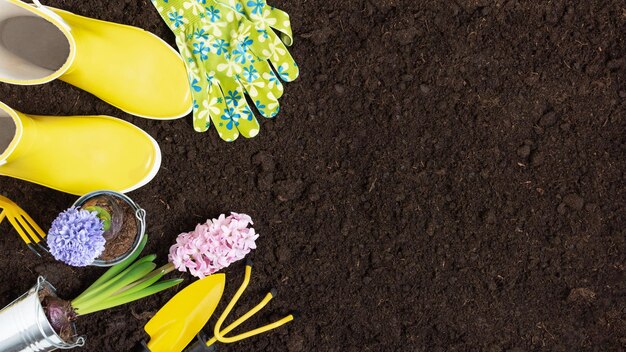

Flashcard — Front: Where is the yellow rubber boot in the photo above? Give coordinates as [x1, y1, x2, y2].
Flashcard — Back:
[0, 101, 161, 195]
[0, 0, 192, 119]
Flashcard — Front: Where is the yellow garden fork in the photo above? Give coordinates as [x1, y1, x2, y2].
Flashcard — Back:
[0, 195, 47, 256]
[186, 261, 296, 352]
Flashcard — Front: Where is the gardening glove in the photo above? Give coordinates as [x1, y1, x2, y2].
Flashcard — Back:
[151, 0, 284, 141]
[217, 0, 299, 82]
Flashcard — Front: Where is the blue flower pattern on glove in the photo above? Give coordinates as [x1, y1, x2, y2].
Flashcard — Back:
[205, 6, 221, 22]
[221, 107, 241, 130]
[191, 78, 202, 92]
[152, 0, 298, 141]
[193, 42, 210, 61]
[194, 28, 209, 40]
[246, 0, 263, 14]
[243, 65, 259, 82]
[168, 11, 185, 27]
[225, 90, 242, 107]
[212, 39, 229, 55]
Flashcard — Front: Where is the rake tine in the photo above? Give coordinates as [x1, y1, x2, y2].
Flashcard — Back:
[19, 211, 46, 241]
[205, 263, 295, 347]
[215, 290, 275, 340]
[17, 214, 48, 256]
[12, 215, 47, 256]
[27, 243, 43, 257]
[36, 241, 49, 253]
[15, 214, 43, 244]
[216, 313, 295, 344]
[0, 196, 47, 255]
[6, 214, 33, 244]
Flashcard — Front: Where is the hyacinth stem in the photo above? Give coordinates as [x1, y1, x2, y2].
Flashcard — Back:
[113, 264, 170, 294]
[73, 260, 157, 313]
[74, 279, 183, 316]
[72, 234, 149, 304]
[69, 234, 183, 316]
[160, 262, 177, 276]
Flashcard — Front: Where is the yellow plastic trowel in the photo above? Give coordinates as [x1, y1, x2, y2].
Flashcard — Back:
[136, 274, 226, 352]
[135, 261, 296, 352]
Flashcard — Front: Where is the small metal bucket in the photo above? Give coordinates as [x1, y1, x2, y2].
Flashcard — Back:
[0, 277, 85, 351]
[73, 190, 147, 267]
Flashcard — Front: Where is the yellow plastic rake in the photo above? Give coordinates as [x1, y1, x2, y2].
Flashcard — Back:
[0, 195, 47, 255]
[186, 261, 295, 352]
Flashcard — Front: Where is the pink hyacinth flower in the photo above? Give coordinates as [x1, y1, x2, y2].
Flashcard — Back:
[168, 213, 259, 278]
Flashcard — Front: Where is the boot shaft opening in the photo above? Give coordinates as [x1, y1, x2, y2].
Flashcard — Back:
[0, 0, 71, 83]
[0, 110, 15, 157]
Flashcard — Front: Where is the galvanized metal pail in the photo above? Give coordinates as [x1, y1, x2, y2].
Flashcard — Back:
[0, 277, 85, 351]
[73, 190, 147, 267]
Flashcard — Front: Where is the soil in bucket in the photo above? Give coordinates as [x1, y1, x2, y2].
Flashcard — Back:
[82, 195, 138, 261]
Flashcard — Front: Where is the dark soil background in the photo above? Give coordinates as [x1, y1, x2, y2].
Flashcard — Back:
[1, 0, 625, 351]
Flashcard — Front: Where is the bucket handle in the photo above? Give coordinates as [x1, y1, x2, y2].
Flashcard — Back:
[135, 208, 146, 223]
[34, 277, 86, 349]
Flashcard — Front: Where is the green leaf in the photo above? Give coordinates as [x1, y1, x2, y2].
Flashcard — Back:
[84, 206, 112, 231]
[75, 278, 184, 316]
[112, 267, 166, 298]
[73, 253, 156, 307]
[73, 234, 149, 304]
[73, 259, 156, 312]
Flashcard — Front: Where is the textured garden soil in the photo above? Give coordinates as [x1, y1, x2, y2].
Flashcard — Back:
[0, 0, 625, 351]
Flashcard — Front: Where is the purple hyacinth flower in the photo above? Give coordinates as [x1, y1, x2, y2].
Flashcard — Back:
[47, 207, 106, 267]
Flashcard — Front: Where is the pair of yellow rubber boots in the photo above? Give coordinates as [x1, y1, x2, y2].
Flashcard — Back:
[0, 0, 193, 195]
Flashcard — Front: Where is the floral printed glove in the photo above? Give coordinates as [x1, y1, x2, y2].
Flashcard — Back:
[218, 0, 299, 82]
[151, 0, 287, 141]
